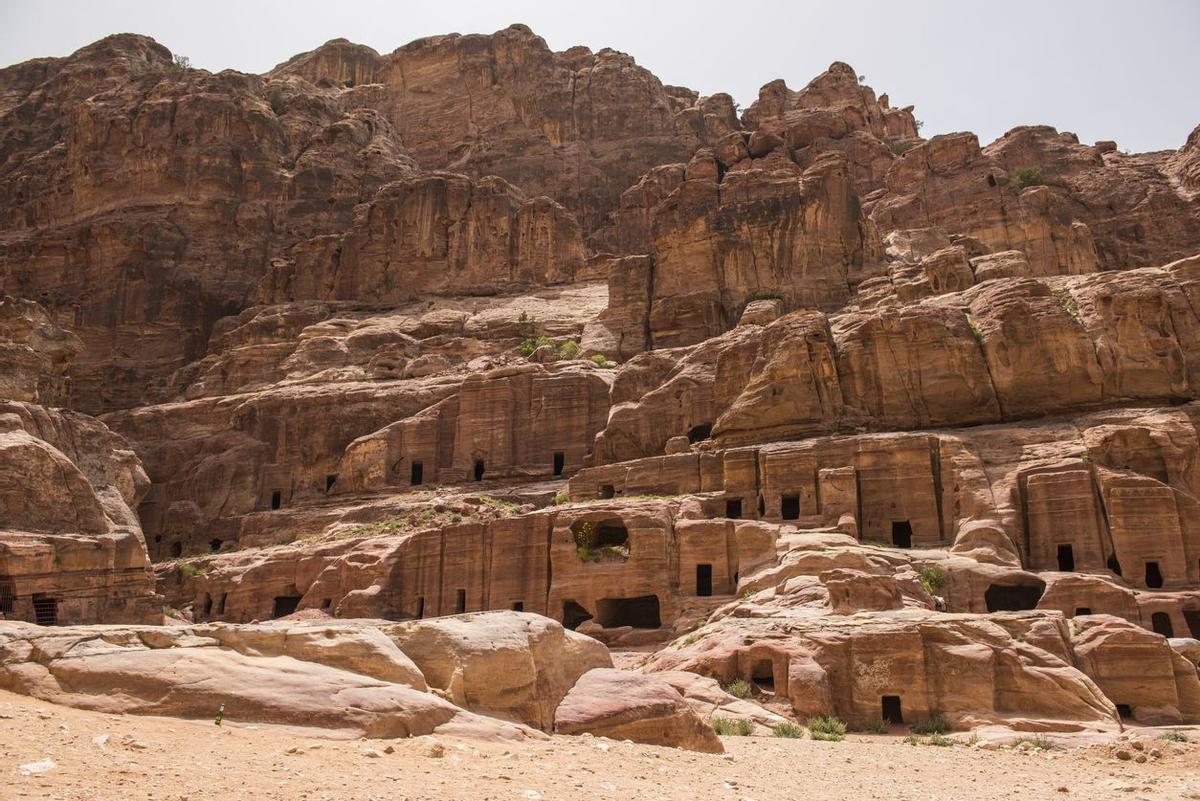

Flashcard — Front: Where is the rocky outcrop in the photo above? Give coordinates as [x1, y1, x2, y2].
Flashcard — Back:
[0, 401, 160, 625]
[553, 667, 723, 752]
[0, 297, 80, 405]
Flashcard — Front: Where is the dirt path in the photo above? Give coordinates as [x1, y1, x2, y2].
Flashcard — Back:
[3, 690, 1198, 801]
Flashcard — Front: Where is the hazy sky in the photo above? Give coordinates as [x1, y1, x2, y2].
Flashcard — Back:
[1, 0, 1197, 153]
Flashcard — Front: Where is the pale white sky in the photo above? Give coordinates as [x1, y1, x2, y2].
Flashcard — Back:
[1, 0, 1197, 153]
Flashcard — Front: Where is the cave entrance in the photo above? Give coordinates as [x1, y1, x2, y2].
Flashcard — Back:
[473, 460, 486, 481]
[553, 451, 565, 476]
[170, 542, 183, 558]
[596, 595, 661, 629]
[752, 659, 775, 694]
[272, 595, 301, 619]
[1074, 607, 1093, 616]
[1116, 704, 1133, 719]
[562, 600, 593, 631]
[781, 495, 800, 520]
[1185, 610, 1200, 638]
[725, 498, 742, 519]
[216, 593, 227, 616]
[201, 594, 213, 619]
[696, 564, 713, 597]
[1145, 561, 1164, 589]
[881, 695, 904, 725]
[32, 594, 57, 626]
[209, 538, 223, 553]
[1151, 612, 1174, 638]
[984, 580, 1045, 612]
[600, 484, 615, 500]
[455, 588, 466, 614]
[1107, 554, 1123, 576]
[270, 490, 282, 510]
[1056, 544, 1075, 572]
[892, 520, 913, 548]
[411, 461, 423, 485]
[511, 601, 524, 612]
[687, 422, 712, 444]
[325, 473, 338, 492]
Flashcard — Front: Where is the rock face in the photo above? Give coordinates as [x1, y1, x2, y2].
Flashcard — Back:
[2, 24, 1200, 743]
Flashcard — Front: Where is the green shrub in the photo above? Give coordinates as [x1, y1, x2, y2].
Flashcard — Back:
[858, 718, 889, 734]
[968, 316, 985, 343]
[919, 566, 947, 595]
[1009, 166, 1043, 191]
[910, 714, 948, 735]
[712, 717, 754, 736]
[558, 340, 581, 359]
[903, 734, 920, 746]
[808, 716, 846, 742]
[1015, 736, 1055, 750]
[773, 722, 804, 739]
[1053, 286, 1082, 323]
[723, 679, 752, 699]
[885, 138, 914, 156]
[590, 354, 615, 369]
[517, 311, 536, 339]
[551, 491, 570, 505]
[928, 732, 954, 747]
[179, 562, 207, 578]
[1160, 731, 1189, 743]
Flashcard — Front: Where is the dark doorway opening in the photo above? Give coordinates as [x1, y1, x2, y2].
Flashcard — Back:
[725, 498, 742, 519]
[696, 564, 713, 597]
[600, 484, 615, 500]
[170, 542, 183, 558]
[216, 593, 227, 616]
[596, 595, 661, 629]
[780, 495, 800, 520]
[321, 598, 333, 610]
[1, 577, 16, 615]
[553, 451, 565, 476]
[688, 422, 713, 444]
[594, 521, 628, 548]
[984, 581, 1045, 612]
[1056, 544, 1075, 572]
[1107, 554, 1123, 576]
[209, 538, 223, 553]
[270, 490, 282, 510]
[415, 596, 425, 619]
[325, 474, 337, 492]
[562, 600, 593, 630]
[1186, 610, 1200, 638]
[757, 495, 766, 516]
[882, 695, 904, 725]
[411, 461, 424, 485]
[1116, 704, 1132, 719]
[752, 659, 775, 694]
[1145, 561, 1164, 589]
[1075, 607, 1092, 617]
[511, 601, 524, 612]
[201, 594, 213, 619]
[892, 520, 914, 548]
[1151, 612, 1174, 637]
[272, 595, 301, 618]
[32, 594, 57, 626]
[455, 589, 466, 614]
[473, 460, 486, 481]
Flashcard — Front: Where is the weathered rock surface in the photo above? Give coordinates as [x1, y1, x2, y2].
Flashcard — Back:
[554, 667, 723, 752]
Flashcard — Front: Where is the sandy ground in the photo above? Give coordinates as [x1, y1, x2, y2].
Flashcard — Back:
[3, 689, 1199, 801]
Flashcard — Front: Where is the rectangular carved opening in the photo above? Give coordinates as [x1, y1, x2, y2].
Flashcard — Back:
[455, 588, 466, 614]
[1151, 612, 1174, 637]
[1185, 610, 1200, 639]
[272, 595, 301, 619]
[0, 577, 14, 615]
[415, 596, 425, 619]
[752, 659, 775, 694]
[1145, 561, 1164, 588]
[882, 695, 904, 725]
[411, 461, 423, 485]
[511, 601, 524, 612]
[780, 495, 800, 520]
[596, 595, 661, 629]
[891, 520, 913, 548]
[325, 473, 337, 492]
[600, 484, 615, 500]
[725, 498, 742, 519]
[1074, 607, 1092, 617]
[553, 451, 565, 476]
[696, 563, 713, 597]
[270, 490, 282, 510]
[32, 594, 57, 626]
[1056, 544, 1075, 572]
[473, 460, 485, 481]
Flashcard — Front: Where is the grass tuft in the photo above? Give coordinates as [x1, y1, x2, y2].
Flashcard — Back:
[773, 722, 804, 739]
[712, 717, 754, 737]
[909, 714, 948, 735]
[808, 716, 847, 742]
[723, 679, 752, 699]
